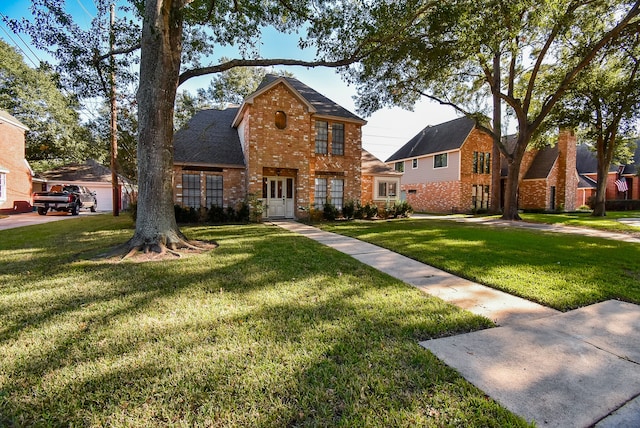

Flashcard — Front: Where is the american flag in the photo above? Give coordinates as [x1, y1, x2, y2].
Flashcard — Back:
[615, 178, 628, 192]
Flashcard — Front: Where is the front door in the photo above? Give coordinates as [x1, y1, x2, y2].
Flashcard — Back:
[266, 177, 295, 218]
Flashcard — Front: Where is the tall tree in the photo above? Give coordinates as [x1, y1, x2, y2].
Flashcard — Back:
[11, 0, 379, 254]
[554, 30, 640, 216]
[0, 39, 101, 170]
[338, 0, 640, 220]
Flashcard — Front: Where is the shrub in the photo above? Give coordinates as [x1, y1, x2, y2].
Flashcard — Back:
[342, 199, 356, 219]
[174, 205, 200, 223]
[236, 201, 250, 223]
[362, 201, 379, 219]
[323, 202, 338, 221]
[393, 201, 413, 218]
[207, 205, 227, 223]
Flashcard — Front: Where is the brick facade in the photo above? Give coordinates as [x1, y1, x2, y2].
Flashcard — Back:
[0, 113, 32, 214]
[400, 128, 493, 213]
[172, 76, 364, 219]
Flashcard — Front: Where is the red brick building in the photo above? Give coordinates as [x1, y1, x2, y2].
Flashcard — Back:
[0, 110, 33, 214]
[172, 75, 368, 219]
[386, 117, 494, 213]
[387, 118, 583, 213]
[361, 149, 402, 209]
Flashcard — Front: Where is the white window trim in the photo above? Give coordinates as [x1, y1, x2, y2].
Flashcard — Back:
[433, 153, 449, 169]
[412, 158, 418, 169]
[373, 177, 401, 201]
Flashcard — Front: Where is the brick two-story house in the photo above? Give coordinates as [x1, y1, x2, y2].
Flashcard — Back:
[386, 117, 494, 213]
[172, 75, 367, 219]
[388, 117, 580, 213]
[0, 110, 33, 214]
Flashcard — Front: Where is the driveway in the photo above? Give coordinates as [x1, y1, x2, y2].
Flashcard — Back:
[0, 211, 104, 231]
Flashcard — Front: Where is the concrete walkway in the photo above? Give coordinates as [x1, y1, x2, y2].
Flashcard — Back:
[273, 220, 640, 428]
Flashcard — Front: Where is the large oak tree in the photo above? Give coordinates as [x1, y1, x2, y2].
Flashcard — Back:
[337, 0, 640, 219]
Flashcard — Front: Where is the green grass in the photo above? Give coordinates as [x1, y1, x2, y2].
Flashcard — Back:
[520, 211, 640, 234]
[0, 215, 529, 427]
[321, 218, 640, 311]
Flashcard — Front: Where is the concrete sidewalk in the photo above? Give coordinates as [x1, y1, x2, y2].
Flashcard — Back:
[273, 220, 640, 427]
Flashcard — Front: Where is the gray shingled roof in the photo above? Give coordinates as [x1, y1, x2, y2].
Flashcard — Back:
[576, 143, 619, 174]
[173, 108, 245, 166]
[361, 150, 402, 176]
[386, 117, 475, 162]
[254, 74, 364, 123]
[622, 141, 640, 175]
[523, 145, 558, 179]
[578, 174, 597, 189]
[38, 159, 131, 183]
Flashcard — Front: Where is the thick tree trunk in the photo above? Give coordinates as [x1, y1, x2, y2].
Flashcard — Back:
[502, 158, 522, 220]
[490, 51, 502, 214]
[501, 134, 528, 221]
[129, 0, 187, 253]
[592, 136, 616, 217]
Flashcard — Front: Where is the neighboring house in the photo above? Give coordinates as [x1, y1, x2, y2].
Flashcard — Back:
[37, 159, 135, 212]
[0, 110, 33, 214]
[514, 129, 578, 212]
[388, 117, 580, 213]
[575, 142, 640, 206]
[173, 74, 367, 219]
[386, 117, 494, 213]
[361, 149, 402, 208]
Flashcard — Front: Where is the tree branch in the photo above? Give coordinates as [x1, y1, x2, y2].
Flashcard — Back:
[178, 56, 363, 86]
[533, 0, 640, 130]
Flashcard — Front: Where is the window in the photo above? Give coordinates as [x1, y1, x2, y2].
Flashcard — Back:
[206, 175, 223, 208]
[275, 111, 287, 129]
[182, 173, 201, 208]
[472, 184, 490, 210]
[314, 178, 327, 209]
[0, 173, 5, 202]
[377, 181, 397, 199]
[394, 162, 404, 172]
[315, 121, 328, 154]
[434, 153, 448, 168]
[473, 152, 491, 174]
[330, 178, 344, 210]
[412, 159, 418, 169]
[332, 123, 344, 155]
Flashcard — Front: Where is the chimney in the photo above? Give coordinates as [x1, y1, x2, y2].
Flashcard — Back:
[556, 129, 578, 211]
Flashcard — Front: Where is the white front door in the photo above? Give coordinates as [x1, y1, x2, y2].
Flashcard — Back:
[266, 177, 295, 218]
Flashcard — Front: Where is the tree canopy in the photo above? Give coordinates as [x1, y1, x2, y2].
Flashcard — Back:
[0, 38, 105, 171]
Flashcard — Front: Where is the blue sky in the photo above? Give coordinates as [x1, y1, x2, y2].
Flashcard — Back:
[0, 0, 461, 161]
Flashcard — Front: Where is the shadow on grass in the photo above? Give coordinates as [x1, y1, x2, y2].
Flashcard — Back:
[323, 219, 640, 310]
[0, 221, 528, 426]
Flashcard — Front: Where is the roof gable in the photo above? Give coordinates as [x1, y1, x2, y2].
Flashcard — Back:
[173, 107, 245, 167]
[0, 110, 29, 131]
[233, 74, 365, 126]
[523, 145, 558, 179]
[361, 150, 402, 176]
[386, 117, 476, 162]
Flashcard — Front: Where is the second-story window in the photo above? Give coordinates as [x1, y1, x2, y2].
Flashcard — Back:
[412, 159, 418, 169]
[434, 153, 448, 168]
[332, 123, 344, 155]
[395, 162, 404, 172]
[315, 121, 328, 154]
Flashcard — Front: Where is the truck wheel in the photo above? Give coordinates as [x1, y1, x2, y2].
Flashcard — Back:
[37, 207, 47, 216]
[71, 203, 79, 216]
[90, 202, 96, 212]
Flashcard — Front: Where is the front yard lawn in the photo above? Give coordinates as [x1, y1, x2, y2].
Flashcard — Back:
[320, 218, 640, 311]
[0, 215, 528, 427]
[521, 210, 640, 234]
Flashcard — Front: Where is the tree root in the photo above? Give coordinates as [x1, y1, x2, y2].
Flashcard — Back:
[95, 238, 218, 263]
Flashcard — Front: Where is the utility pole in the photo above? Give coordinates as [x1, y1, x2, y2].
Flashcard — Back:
[110, 3, 119, 216]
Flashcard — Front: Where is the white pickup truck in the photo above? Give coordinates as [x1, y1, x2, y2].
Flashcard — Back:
[33, 184, 97, 215]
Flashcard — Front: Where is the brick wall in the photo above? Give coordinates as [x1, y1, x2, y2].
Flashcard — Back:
[241, 82, 361, 216]
[173, 166, 246, 209]
[0, 120, 32, 213]
[404, 181, 462, 213]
